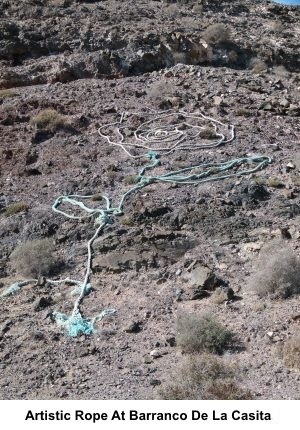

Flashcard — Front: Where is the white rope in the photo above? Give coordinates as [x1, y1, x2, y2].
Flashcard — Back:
[98, 109, 235, 157]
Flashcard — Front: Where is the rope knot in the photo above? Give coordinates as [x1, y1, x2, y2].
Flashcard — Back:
[146, 150, 160, 161]
[95, 212, 111, 225]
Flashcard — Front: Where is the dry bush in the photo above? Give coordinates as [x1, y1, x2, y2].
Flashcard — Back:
[253, 175, 266, 186]
[199, 126, 216, 139]
[147, 81, 177, 104]
[91, 193, 103, 201]
[271, 21, 284, 34]
[291, 174, 300, 187]
[158, 354, 252, 400]
[10, 238, 57, 278]
[249, 58, 268, 74]
[123, 175, 138, 185]
[3, 202, 29, 217]
[202, 23, 231, 44]
[121, 216, 135, 227]
[31, 109, 69, 132]
[193, 3, 203, 15]
[267, 177, 284, 188]
[165, 4, 180, 19]
[248, 240, 300, 298]
[281, 335, 300, 370]
[293, 151, 300, 171]
[273, 65, 288, 77]
[177, 313, 235, 354]
[172, 51, 187, 65]
[0, 89, 16, 99]
[234, 108, 252, 117]
[212, 287, 228, 304]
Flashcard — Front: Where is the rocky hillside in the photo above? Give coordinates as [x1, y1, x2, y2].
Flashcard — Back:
[0, 0, 299, 400]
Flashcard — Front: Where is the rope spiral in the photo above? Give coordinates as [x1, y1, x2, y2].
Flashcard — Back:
[2, 109, 271, 336]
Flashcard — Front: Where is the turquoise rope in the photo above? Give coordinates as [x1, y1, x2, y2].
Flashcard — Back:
[2, 111, 272, 337]
[49, 152, 271, 337]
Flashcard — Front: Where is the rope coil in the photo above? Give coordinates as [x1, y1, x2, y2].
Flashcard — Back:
[2, 109, 271, 336]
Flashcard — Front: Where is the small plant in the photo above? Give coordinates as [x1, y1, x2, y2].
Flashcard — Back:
[121, 216, 134, 227]
[123, 175, 139, 186]
[10, 238, 58, 278]
[158, 354, 252, 400]
[165, 4, 180, 19]
[147, 81, 177, 105]
[212, 287, 228, 304]
[91, 194, 103, 202]
[3, 202, 29, 217]
[172, 51, 187, 65]
[253, 175, 266, 186]
[0, 89, 16, 99]
[281, 335, 300, 370]
[106, 170, 117, 185]
[193, 3, 203, 15]
[271, 21, 284, 34]
[202, 24, 231, 44]
[199, 127, 216, 139]
[31, 109, 69, 132]
[249, 58, 268, 74]
[291, 174, 300, 187]
[267, 177, 284, 188]
[252, 301, 266, 312]
[273, 65, 288, 77]
[176, 313, 235, 354]
[235, 108, 252, 117]
[248, 240, 300, 298]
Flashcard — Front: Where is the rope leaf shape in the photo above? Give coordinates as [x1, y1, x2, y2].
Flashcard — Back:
[2, 109, 271, 336]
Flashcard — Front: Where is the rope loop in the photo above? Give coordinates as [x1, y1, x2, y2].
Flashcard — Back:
[3, 109, 271, 337]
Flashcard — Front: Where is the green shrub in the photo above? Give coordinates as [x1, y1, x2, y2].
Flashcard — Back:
[10, 238, 57, 278]
[3, 202, 29, 217]
[31, 109, 68, 132]
[176, 313, 235, 354]
[249, 240, 300, 298]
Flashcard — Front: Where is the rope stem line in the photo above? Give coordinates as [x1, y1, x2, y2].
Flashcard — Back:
[2, 109, 271, 336]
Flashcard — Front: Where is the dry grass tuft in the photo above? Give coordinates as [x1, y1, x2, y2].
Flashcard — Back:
[10, 238, 57, 278]
[202, 23, 231, 44]
[0, 89, 16, 99]
[147, 81, 178, 105]
[248, 240, 300, 298]
[281, 335, 300, 370]
[3, 202, 29, 217]
[267, 177, 284, 188]
[249, 58, 268, 74]
[123, 175, 139, 185]
[212, 287, 228, 304]
[31, 109, 69, 132]
[158, 354, 252, 400]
